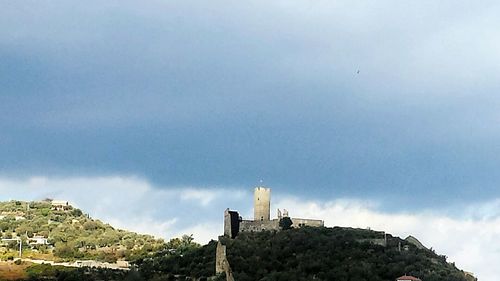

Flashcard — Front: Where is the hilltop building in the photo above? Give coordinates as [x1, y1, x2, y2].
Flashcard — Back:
[51, 200, 71, 211]
[224, 187, 324, 238]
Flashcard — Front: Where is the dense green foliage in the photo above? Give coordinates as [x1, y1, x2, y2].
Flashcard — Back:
[24, 264, 130, 281]
[9, 234, 202, 281]
[137, 227, 470, 281]
[0, 200, 165, 262]
[278, 217, 293, 230]
[21, 236, 210, 280]
[136, 239, 217, 280]
[224, 227, 469, 281]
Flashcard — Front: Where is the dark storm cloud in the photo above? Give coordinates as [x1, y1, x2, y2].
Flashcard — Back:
[2, 1, 500, 206]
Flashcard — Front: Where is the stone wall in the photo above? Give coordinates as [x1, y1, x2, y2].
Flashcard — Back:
[239, 217, 324, 233]
[240, 219, 280, 232]
[290, 218, 324, 228]
[215, 241, 226, 275]
[215, 240, 235, 281]
[226, 215, 325, 237]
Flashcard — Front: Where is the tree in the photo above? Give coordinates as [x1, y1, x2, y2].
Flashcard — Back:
[54, 243, 75, 258]
[71, 208, 83, 217]
[83, 221, 99, 231]
[0, 221, 9, 232]
[279, 217, 293, 230]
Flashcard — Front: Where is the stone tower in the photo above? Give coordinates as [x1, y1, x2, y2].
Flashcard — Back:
[254, 187, 271, 221]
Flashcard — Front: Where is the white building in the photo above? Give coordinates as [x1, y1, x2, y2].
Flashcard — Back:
[51, 200, 71, 211]
[29, 236, 49, 245]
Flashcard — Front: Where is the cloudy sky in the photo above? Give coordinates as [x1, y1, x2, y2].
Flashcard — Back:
[1, 1, 500, 280]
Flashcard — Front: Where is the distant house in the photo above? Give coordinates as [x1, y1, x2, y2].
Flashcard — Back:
[51, 200, 71, 211]
[397, 275, 422, 281]
[29, 236, 49, 245]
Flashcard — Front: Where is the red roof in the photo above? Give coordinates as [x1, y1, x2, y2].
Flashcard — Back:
[396, 276, 421, 281]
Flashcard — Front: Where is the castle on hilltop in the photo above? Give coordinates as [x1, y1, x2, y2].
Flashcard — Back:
[223, 187, 324, 238]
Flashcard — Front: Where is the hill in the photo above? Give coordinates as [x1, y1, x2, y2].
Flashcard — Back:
[0, 200, 165, 263]
[136, 227, 474, 281]
[1, 201, 476, 281]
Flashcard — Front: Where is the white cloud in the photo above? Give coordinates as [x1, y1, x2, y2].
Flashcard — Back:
[173, 222, 222, 244]
[1, 176, 499, 280]
[180, 188, 246, 207]
[181, 189, 218, 206]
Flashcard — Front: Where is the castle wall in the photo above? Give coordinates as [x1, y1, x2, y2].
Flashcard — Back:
[215, 240, 235, 281]
[236, 217, 324, 233]
[223, 187, 325, 238]
[215, 241, 226, 274]
[254, 187, 270, 221]
[240, 219, 280, 232]
[290, 218, 324, 228]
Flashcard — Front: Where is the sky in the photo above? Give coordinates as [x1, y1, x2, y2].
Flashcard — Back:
[1, 1, 500, 280]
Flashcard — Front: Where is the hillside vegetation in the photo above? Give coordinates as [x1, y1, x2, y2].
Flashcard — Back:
[0, 200, 165, 262]
[1, 201, 474, 281]
[137, 227, 473, 281]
